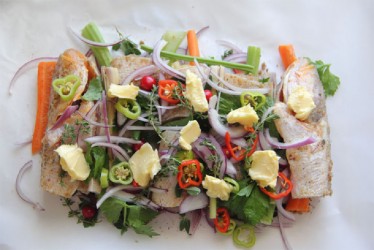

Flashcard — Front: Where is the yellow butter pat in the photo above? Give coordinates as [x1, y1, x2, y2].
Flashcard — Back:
[184, 70, 208, 112]
[55, 144, 90, 181]
[107, 83, 139, 99]
[248, 150, 279, 189]
[227, 104, 259, 127]
[179, 120, 201, 150]
[202, 175, 233, 201]
[287, 85, 316, 121]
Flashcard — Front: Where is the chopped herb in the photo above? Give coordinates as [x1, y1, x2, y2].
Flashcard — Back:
[312, 60, 340, 97]
[179, 216, 191, 235]
[200, 138, 222, 177]
[113, 37, 141, 56]
[259, 77, 270, 83]
[221, 49, 234, 60]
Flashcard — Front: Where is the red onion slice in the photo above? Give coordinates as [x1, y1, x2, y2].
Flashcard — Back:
[120, 65, 158, 85]
[126, 126, 183, 131]
[208, 108, 247, 138]
[9, 57, 58, 95]
[223, 52, 247, 63]
[69, 26, 125, 47]
[179, 193, 209, 214]
[202, 208, 216, 232]
[15, 138, 32, 146]
[154, 105, 178, 110]
[113, 191, 160, 211]
[101, 91, 111, 143]
[92, 142, 129, 160]
[16, 160, 45, 211]
[186, 209, 203, 235]
[208, 134, 227, 178]
[264, 128, 316, 149]
[152, 40, 185, 80]
[96, 185, 144, 208]
[276, 199, 296, 222]
[85, 136, 141, 144]
[196, 26, 210, 38]
[225, 159, 237, 178]
[216, 40, 243, 53]
[258, 130, 272, 150]
[77, 111, 115, 128]
[49, 105, 79, 130]
[278, 213, 293, 250]
[118, 112, 155, 137]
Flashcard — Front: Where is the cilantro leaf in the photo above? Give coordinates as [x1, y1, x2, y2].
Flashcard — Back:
[131, 222, 160, 237]
[113, 39, 141, 56]
[127, 204, 159, 225]
[313, 60, 340, 97]
[85, 144, 106, 179]
[218, 93, 242, 115]
[82, 77, 103, 101]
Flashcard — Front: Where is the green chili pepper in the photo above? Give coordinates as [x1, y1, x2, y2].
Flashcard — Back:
[109, 162, 133, 185]
[100, 168, 109, 189]
[232, 224, 256, 248]
[240, 91, 266, 110]
[52, 75, 81, 101]
[224, 177, 240, 193]
[115, 99, 141, 119]
[218, 219, 237, 235]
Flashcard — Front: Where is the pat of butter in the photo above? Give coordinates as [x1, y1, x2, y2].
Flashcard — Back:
[227, 104, 259, 127]
[129, 143, 161, 187]
[202, 175, 233, 201]
[287, 86, 316, 121]
[248, 150, 279, 189]
[184, 70, 209, 112]
[107, 83, 139, 99]
[55, 144, 90, 181]
[179, 120, 201, 150]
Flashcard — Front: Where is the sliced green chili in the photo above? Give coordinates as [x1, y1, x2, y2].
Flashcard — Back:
[240, 91, 266, 110]
[115, 99, 141, 119]
[100, 168, 109, 189]
[233, 224, 256, 248]
[109, 162, 133, 185]
[52, 74, 80, 101]
[224, 177, 240, 193]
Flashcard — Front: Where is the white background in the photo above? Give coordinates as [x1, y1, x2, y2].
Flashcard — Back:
[0, 0, 373, 249]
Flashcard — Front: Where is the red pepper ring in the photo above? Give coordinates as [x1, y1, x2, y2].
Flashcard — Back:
[177, 159, 203, 189]
[259, 172, 293, 200]
[214, 207, 231, 233]
[158, 80, 184, 104]
[225, 132, 258, 161]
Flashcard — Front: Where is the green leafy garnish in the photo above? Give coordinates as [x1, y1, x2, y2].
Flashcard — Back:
[179, 216, 191, 235]
[221, 49, 234, 60]
[82, 77, 103, 101]
[313, 60, 340, 97]
[113, 39, 141, 56]
[85, 144, 106, 179]
[100, 197, 159, 237]
[218, 93, 242, 115]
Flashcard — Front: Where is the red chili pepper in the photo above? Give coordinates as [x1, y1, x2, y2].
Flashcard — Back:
[158, 80, 183, 104]
[177, 159, 203, 189]
[225, 132, 258, 161]
[260, 172, 293, 200]
[214, 207, 230, 233]
[132, 180, 140, 187]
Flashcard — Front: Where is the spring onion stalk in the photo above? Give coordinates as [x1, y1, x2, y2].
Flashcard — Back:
[140, 45, 254, 71]
[247, 46, 261, 75]
[162, 31, 186, 53]
[81, 22, 112, 66]
[209, 197, 217, 219]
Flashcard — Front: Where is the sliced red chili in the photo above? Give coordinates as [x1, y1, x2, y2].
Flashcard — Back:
[158, 80, 183, 104]
[214, 207, 230, 233]
[177, 159, 203, 189]
[260, 172, 293, 200]
[225, 132, 258, 161]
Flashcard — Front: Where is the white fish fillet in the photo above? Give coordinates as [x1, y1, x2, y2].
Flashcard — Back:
[274, 58, 332, 198]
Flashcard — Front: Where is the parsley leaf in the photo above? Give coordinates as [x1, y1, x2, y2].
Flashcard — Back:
[218, 93, 242, 115]
[113, 39, 141, 56]
[85, 144, 106, 179]
[313, 60, 340, 97]
[100, 197, 124, 223]
[236, 183, 255, 197]
[82, 77, 103, 101]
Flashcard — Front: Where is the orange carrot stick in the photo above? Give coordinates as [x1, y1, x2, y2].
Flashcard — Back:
[279, 45, 297, 70]
[285, 197, 310, 213]
[187, 30, 200, 65]
[31, 61, 56, 154]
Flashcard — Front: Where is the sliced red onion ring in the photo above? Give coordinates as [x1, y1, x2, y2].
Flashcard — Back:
[85, 49, 93, 57]
[118, 112, 154, 137]
[102, 91, 111, 143]
[264, 128, 316, 149]
[126, 126, 183, 131]
[225, 159, 237, 178]
[216, 40, 243, 53]
[69, 26, 125, 47]
[92, 142, 129, 160]
[278, 213, 293, 250]
[113, 191, 160, 211]
[9, 57, 58, 95]
[279, 157, 288, 167]
[86, 99, 101, 118]
[96, 185, 143, 208]
[186, 209, 203, 235]
[16, 160, 45, 211]
[159, 154, 171, 162]
[202, 208, 216, 231]
[49, 105, 79, 130]
[85, 136, 141, 144]
[77, 111, 114, 128]
[231, 138, 247, 148]
[154, 105, 178, 110]
[152, 40, 185, 80]
[208, 134, 227, 178]
[179, 193, 209, 214]
[258, 130, 272, 150]
[210, 69, 269, 94]
[276, 199, 296, 222]
[120, 65, 158, 85]
[15, 138, 32, 146]
[223, 52, 247, 62]
[139, 89, 152, 96]
[196, 26, 210, 38]
[261, 107, 275, 123]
